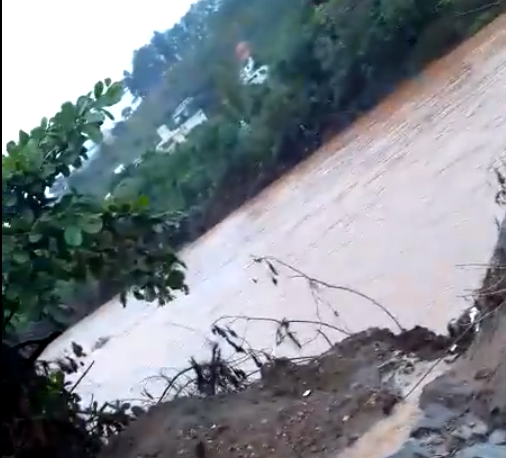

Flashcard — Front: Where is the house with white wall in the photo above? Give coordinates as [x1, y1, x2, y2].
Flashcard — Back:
[240, 56, 269, 85]
[155, 97, 208, 152]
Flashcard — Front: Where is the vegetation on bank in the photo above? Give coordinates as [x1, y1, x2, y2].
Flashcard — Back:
[2, 81, 187, 457]
[71, 0, 504, 234]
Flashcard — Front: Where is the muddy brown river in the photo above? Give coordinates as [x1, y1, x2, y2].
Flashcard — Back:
[42, 19, 505, 409]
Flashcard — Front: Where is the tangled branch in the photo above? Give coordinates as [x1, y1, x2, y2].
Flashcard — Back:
[252, 255, 404, 332]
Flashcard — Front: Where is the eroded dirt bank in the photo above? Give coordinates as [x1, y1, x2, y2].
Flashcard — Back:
[99, 327, 454, 458]
[99, 218, 505, 458]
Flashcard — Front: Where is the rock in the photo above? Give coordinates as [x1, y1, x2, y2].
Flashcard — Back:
[453, 425, 477, 441]
[410, 403, 457, 437]
[489, 430, 507, 446]
[419, 374, 475, 412]
[469, 421, 488, 437]
[489, 407, 506, 431]
[387, 439, 433, 458]
[454, 443, 506, 458]
[347, 434, 359, 445]
[452, 418, 488, 441]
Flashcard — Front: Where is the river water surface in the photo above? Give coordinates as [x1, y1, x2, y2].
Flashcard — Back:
[42, 19, 506, 408]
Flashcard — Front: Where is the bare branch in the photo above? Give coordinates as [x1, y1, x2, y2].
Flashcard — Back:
[252, 255, 404, 331]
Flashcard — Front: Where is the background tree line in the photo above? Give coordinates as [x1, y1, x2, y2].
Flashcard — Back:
[70, 0, 503, 229]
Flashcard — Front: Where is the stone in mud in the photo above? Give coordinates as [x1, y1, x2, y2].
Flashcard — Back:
[488, 430, 507, 446]
[452, 416, 488, 441]
[410, 403, 457, 437]
[419, 373, 476, 412]
[452, 425, 481, 442]
[454, 443, 506, 458]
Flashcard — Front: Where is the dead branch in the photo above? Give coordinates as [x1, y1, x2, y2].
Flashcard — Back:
[212, 314, 352, 338]
[70, 361, 95, 394]
[252, 255, 404, 332]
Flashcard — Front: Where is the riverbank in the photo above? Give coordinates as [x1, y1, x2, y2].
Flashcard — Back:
[99, 327, 454, 458]
[98, 221, 505, 458]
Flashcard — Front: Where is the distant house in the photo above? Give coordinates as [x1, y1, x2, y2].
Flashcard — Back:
[155, 97, 208, 152]
[240, 56, 269, 85]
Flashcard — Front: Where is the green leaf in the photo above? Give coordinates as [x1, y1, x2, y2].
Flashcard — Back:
[60, 101, 76, 122]
[29, 233, 43, 243]
[64, 226, 83, 247]
[61, 165, 71, 177]
[136, 195, 149, 208]
[72, 157, 83, 169]
[21, 208, 35, 225]
[3, 78, 187, 332]
[76, 96, 92, 115]
[167, 269, 185, 290]
[82, 124, 103, 144]
[6, 287, 22, 301]
[94, 81, 104, 99]
[13, 251, 30, 264]
[6, 141, 17, 154]
[85, 110, 106, 124]
[101, 108, 115, 121]
[81, 217, 103, 234]
[101, 82, 124, 107]
[5, 194, 17, 207]
[24, 140, 44, 169]
[104, 77, 112, 87]
[30, 126, 46, 143]
[18, 130, 30, 146]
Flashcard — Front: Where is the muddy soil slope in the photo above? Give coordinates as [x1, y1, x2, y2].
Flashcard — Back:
[99, 218, 505, 458]
[99, 327, 454, 458]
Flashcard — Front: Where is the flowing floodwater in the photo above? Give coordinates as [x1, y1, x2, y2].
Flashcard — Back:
[43, 19, 505, 411]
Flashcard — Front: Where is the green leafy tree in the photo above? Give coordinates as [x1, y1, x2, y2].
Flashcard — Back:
[2, 79, 187, 332]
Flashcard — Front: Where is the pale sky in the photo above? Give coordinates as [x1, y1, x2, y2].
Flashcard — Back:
[2, 0, 194, 148]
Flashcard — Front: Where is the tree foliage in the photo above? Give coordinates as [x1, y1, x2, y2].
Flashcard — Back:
[2, 79, 187, 333]
[2, 79, 189, 457]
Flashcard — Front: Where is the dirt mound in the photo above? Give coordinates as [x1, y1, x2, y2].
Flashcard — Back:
[99, 327, 453, 458]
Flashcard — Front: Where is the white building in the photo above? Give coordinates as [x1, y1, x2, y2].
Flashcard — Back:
[155, 98, 208, 152]
[240, 57, 269, 85]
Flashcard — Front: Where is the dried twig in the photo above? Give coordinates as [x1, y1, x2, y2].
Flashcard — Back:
[156, 366, 196, 403]
[212, 314, 352, 338]
[252, 255, 404, 331]
[455, 0, 503, 17]
[70, 361, 95, 394]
